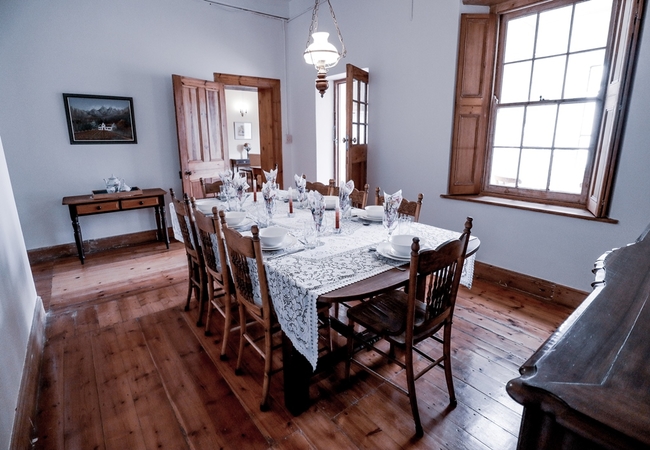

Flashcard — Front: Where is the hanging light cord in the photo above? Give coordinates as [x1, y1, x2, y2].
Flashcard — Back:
[305, 0, 346, 59]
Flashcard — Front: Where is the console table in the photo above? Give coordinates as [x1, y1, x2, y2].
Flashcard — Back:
[62, 188, 169, 264]
[507, 223, 650, 449]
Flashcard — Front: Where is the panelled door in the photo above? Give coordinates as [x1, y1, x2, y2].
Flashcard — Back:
[172, 74, 228, 198]
[345, 64, 369, 189]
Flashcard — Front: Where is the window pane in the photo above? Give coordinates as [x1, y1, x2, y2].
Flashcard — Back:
[490, 147, 520, 186]
[564, 50, 605, 98]
[536, 5, 572, 58]
[523, 104, 557, 148]
[549, 149, 589, 193]
[504, 15, 536, 63]
[494, 107, 524, 147]
[571, 0, 613, 52]
[530, 55, 566, 101]
[555, 102, 596, 148]
[501, 61, 532, 103]
[519, 148, 551, 190]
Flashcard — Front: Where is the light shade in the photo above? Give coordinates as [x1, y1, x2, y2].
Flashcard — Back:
[304, 32, 341, 69]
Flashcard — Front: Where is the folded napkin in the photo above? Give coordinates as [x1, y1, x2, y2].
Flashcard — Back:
[262, 181, 276, 216]
[294, 174, 306, 192]
[231, 171, 249, 192]
[264, 167, 278, 185]
[383, 189, 402, 231]
[307, 190, 325, 230]
[218, 169, 233, 185]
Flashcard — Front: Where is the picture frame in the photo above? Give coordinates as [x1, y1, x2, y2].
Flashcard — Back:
[234, 122, 252, 140]
[62, 93, 137, 144]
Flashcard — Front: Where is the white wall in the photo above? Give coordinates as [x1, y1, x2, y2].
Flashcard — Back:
[0, 136, 39, 449]
[0, 0, 287, 251]
[283, 0, 650, 291]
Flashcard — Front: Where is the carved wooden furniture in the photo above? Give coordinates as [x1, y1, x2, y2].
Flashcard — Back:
[331, 183, 370, 209]
[507, 223, 650, 450]
[375, 187, 424, 222]
[62, 188, 169, 264]
[199, 178, 223, 198]
[304, 178, 335, 196]
[344, 218, 473, 437]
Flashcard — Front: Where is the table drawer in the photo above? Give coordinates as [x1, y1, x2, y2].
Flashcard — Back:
[121, 197, 159, 209]
[77, 201, 120, 215]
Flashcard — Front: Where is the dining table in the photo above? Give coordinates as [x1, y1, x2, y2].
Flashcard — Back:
[179, 191, 480, 414]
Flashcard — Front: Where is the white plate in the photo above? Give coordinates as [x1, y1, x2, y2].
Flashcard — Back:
[261, 234, 298, 251]
[357, 211, 383, 222]
[194, 199, 223, 215]
[376, 241, 411, 261]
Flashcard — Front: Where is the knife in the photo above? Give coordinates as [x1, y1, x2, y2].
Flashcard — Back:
[267, 247, 305, 260]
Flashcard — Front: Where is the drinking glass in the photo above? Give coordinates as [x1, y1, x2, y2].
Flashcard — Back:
[383, 206, 398, 238]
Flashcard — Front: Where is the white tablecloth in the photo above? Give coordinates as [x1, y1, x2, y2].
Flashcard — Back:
[171, 195, 476, 371]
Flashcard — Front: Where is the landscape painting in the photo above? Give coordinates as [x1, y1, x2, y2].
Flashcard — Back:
[63, 93, 137, 144]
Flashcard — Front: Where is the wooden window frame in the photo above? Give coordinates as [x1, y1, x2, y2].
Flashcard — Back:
[447, 0, 644, 219]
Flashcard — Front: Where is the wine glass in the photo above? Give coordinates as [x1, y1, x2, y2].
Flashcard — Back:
[383, 206, 398, 239]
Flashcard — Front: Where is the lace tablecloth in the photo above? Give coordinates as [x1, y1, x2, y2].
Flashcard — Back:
[170, 197, 476, 371]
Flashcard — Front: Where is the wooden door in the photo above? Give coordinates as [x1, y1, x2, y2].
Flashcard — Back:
[213, 73, 283, 188]
[345, 64, 369, 189]
[172, 74, 228, 198]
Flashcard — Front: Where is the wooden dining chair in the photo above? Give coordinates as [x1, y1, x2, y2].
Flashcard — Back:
[191, 202, 239, 360]
[304, 176, 335, 196]
[375, 187, 424, 222]
[170, 188, 207, 327]
[200, 178, 223, 198]
[219, 210, 282, 411]
[345, 217, 473, 437]
[330, 183, 370, 209]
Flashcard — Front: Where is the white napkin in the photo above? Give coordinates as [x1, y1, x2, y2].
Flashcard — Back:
[231, 171, 249, 192]
[264, 168, 278, 184]
[294, 174, 306, 192]
[307, 190, 325, 229]
[383, 190, 402, 230]
[219, 169, 233, 185]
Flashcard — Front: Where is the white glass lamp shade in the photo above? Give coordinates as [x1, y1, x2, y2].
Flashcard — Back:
[304, 32, 341, 69]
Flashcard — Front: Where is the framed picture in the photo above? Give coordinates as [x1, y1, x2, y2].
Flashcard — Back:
[234, 122, 251, 140]
[62, 93, 137, 144]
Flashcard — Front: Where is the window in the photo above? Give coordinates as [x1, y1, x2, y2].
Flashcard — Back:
[448, 0, 644, 218]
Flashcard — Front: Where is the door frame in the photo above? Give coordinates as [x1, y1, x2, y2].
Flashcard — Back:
[213, 73, 283, 188]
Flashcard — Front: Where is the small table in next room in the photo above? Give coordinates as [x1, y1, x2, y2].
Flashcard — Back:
[62, 188, 169, 264]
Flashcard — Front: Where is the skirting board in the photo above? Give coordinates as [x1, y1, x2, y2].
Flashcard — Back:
[27, 228, 172, 265]
[11, 295, 46, 450]
[474, 261, 588, 309]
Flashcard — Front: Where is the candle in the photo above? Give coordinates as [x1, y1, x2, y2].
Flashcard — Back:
[288, 187, 294, 214]
[253, 178, 257, 202]
[335, 205, 340, 230]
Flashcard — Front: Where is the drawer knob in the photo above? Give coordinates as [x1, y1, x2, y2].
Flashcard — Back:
[139, 201, 144, 205]
[97, 206, 102, 210]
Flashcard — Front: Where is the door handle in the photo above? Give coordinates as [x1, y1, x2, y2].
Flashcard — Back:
[184, 170, 192, 175]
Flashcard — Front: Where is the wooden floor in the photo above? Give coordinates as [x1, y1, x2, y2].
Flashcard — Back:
[30, 241, 574, 449]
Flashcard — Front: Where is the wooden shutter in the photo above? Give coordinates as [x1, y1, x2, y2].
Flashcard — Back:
[448, 14, 497, 195]
[587, 0, 644, 216]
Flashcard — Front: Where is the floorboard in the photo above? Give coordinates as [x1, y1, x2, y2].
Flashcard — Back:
[31, 241, 573, 449]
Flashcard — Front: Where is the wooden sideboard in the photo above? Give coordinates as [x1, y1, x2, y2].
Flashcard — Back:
[62, 188, 169, 264]
[507, 224, 650, 449]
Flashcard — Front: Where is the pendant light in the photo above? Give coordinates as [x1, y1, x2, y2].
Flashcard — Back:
[303, 0, 346, 97]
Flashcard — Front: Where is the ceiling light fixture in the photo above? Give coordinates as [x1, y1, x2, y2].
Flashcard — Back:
[303, 0, 346, 97]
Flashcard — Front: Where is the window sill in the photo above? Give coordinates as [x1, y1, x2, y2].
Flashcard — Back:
[440, 194, 618, 224]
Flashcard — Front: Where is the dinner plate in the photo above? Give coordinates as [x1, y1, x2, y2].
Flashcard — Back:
[261, 234, 298, 251]
[376, 241, 411, 261]
[194, 199, 223, 215]
[357, 211, 383, 222]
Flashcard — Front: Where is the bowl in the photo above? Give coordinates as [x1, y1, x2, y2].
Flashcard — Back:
[389, 234, 417, 257]
[364, 205, 383, 219]
[258, 226, 288, 247]
[225, 211, 246, 227]
[323, 195, 338, 210]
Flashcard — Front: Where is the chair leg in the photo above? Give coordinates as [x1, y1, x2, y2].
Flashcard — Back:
[235, 304, 247, 376]
[260, 323, 273, 411]
[345, 320, 356, 381]
[184, 256, 193, 311]
[195, 265, 206, 328]
[220, 298, 233, 361]
[442, 323, 456, 406]
[405, 344, 423, 438]
[204, 276, 214, 336]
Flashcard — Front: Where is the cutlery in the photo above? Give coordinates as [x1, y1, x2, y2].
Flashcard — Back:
[267, 247, 305, 260]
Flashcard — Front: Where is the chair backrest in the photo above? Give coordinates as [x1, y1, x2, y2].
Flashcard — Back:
[191, 202, 230, 290]
[304, 176, 335, 196]
[330, 183, 369, 209]
[200, 178, 223, 198]
[170, 188, 202, 259]
[219, 210, 272, 320]
[375, 187, 424, 222]
[405, 217, 473, 342]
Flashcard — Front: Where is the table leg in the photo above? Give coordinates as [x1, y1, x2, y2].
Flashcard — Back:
[70, 214, 85, 264]
[281, 334, 311, 416]
[155, 202, 170, 248]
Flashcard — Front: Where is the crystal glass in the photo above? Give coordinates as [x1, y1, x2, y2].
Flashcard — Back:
[383, 205, 398, 238]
